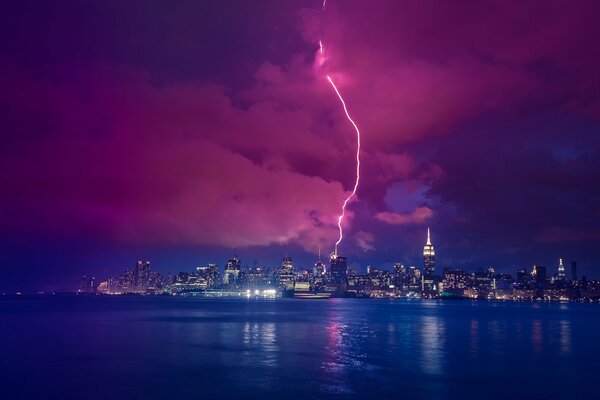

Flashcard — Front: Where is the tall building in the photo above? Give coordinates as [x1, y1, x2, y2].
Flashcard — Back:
[223, 257, 241, 287]
[276, 256, 295, 290]
[134, 260, 151, 291]
[423, 227, 436, 277]
[314, 261, 326, 277]
[313, 248, 326, 277]
[79, 276, 96, 293]
[557, 258, 566, 280]
[571, 261, 578, 281]
[531, 265, 547, 285]
[406, 266, 421, 291]
[330, 253, 348, 287]
[516, 268, 529, 285]
[197, 264, 220, 289]
[282, 257, 293, 272]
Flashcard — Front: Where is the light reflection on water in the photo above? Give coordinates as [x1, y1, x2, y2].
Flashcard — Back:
[242, 322, 279, 368]
[470, 319, 480, 355]
[0, 297, 597, 400]
[560, 320, 571, 355]
[419, 315, 446, 375]
[532, 319, 543, 353]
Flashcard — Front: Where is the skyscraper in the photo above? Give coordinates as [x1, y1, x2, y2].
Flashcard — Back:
[134, 260, 151, 291]
[314, 260, 326, 277]
[223, 257, 241, 287]
[423, 227, 435, 277]
[282, 257, 293, 271]
[532, 265, 547, 285]
[571, 261, 578, 281]
[277, 257, 295, 290]
[330, 253, 348, 287]
[313, 248, 326, 277]
[557, 258, 566, 280]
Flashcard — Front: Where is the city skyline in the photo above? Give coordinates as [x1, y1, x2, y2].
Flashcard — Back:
[1, 0, 600, 292]
[73, 228, 592, 301]
[2, 224, 596, 293]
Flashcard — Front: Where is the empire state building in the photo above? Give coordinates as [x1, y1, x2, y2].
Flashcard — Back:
[423, 227, 435, 277]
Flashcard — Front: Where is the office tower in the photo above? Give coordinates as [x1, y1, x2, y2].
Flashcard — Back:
[516, 268, 529, 285]
[314, 261, 326, 277]
[282, 257, 293, 271]
[276, 256, 295, 291]
[313, 247, 326, 277]
[557, 258, 566, 280]
[134, 260, 151, 291]
[330, 253, 348, 286]
[393, 263, 405, 289]
[571, 261, 577, 281]
[120, 268, 135, 291]
[223, 257, 241, 286]
[197, 264, 220, 289]
[531, 265, 547, 285]
[423, 227, 436, 277]
[79, 276, 95, 293]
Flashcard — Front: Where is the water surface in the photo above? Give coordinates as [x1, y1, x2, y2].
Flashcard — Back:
[1, 297, 598, 399]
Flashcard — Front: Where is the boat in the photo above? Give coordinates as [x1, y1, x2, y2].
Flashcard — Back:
[294, 292, 332, 299]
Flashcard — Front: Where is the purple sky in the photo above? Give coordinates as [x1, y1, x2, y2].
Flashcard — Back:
[1, 0, 599, 292]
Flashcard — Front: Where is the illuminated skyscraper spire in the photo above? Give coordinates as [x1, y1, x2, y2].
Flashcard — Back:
[423, 227, 435, 277]
[558, 258, 566, 280]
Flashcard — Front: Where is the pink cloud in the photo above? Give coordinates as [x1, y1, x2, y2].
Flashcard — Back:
[355, 230, 375, 252]
[0, 63, 351, 251]
[376, 206, 434, 225]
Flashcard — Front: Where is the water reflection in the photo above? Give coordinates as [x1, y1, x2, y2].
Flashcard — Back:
[419, 315, 446, 375]
[532, 319, 543, 353]
[470, 319, 480, 356]
[559, 320, 571, 355]
[241, 322, 279, 368]
[320, 306, 380, 395]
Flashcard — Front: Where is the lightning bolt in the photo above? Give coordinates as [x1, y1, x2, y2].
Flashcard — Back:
[319, 3, 361, 256]
[327, 76, 361, 256]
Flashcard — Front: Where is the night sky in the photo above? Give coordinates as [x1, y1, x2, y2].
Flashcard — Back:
[1, 0, 599, 292]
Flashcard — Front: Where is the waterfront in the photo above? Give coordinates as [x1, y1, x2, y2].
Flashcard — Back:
[1, 297, 598, 400]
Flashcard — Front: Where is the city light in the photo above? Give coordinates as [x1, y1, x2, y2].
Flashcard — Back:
[72, 229, 598, 302]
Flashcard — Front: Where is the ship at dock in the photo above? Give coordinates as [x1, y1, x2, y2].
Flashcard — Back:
[293, 281, 332, 299]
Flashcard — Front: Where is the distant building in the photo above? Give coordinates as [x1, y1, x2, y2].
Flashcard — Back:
[440, 268, 470, 296]
[516, 268, 529, 285]
[314, 260, 326, 277]
[78, 276, 96, 293]
[330, 253, 348, 292]
[532, 265, 547, 285]
[423, 227, 435, 277]
[571, 261, 578, 281]
[197, 264, 220, 289]
[223, 257, 241, 287]
[276, 257, 295, 291]
[314, 248, 326, 278]
[135, 260, 151, 291]
[558, 258, 566, 281]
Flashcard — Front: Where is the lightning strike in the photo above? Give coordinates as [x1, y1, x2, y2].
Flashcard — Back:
[320, 1, 362, 256]
[326, 76, 361, 256]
